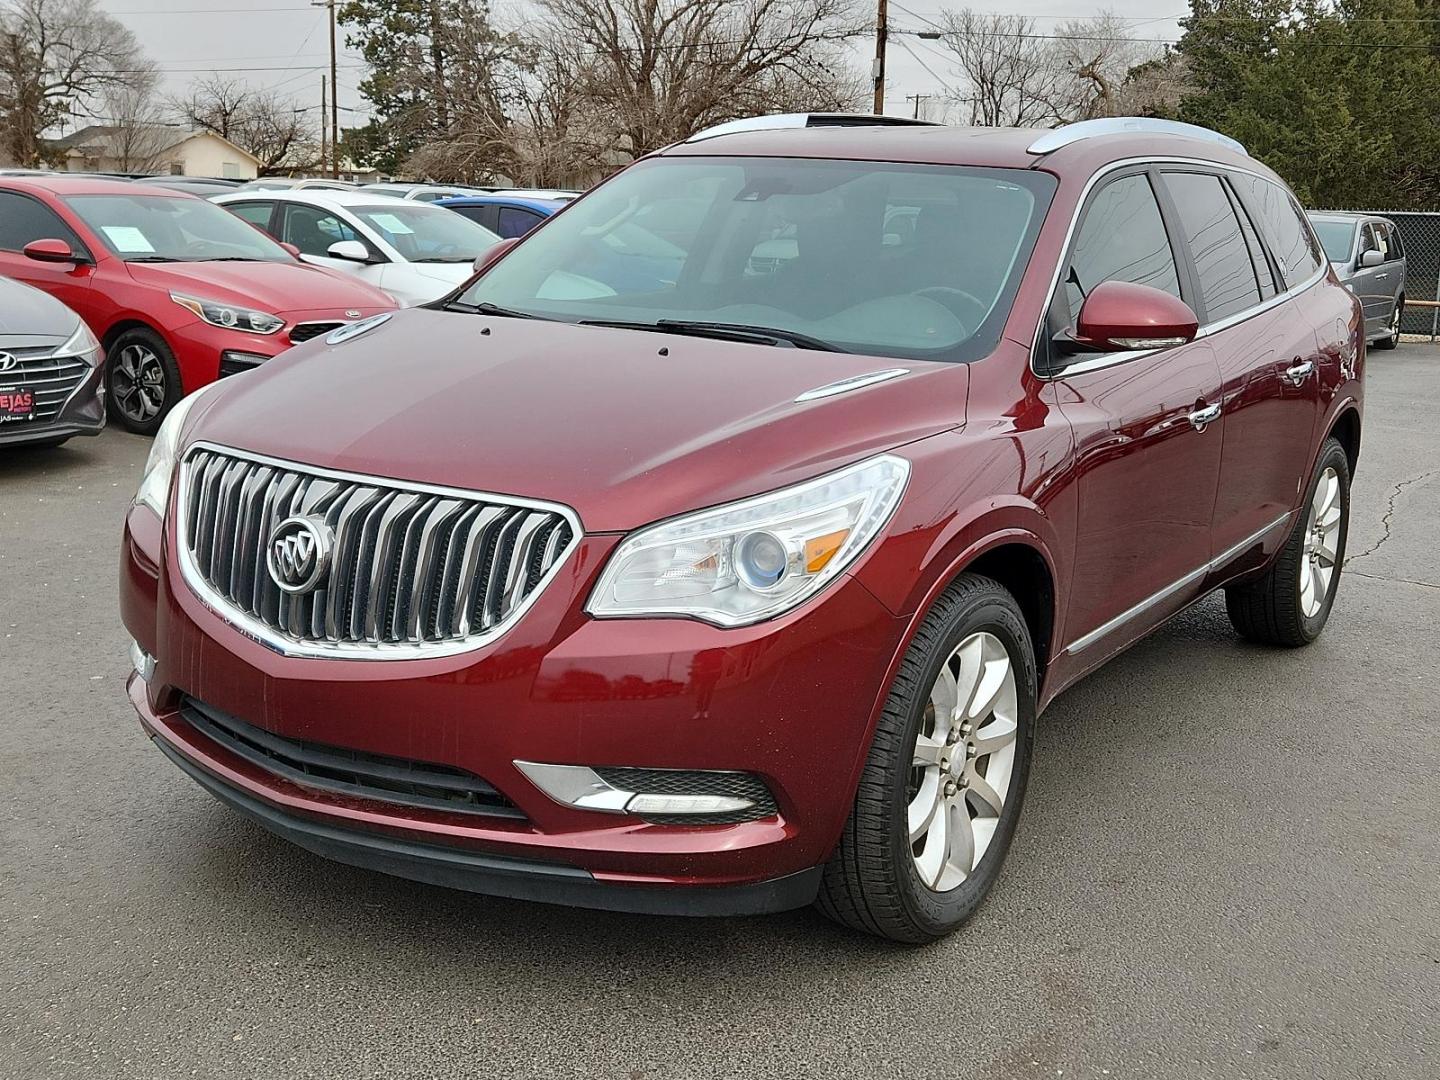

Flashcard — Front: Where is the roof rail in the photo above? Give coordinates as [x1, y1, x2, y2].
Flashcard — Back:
[1026, 118, 1246, 157]
[686, 113, 941, 143]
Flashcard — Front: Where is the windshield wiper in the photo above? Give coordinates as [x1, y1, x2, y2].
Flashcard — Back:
[578, 318, 844, 352]
[124, 255, 178, 263]
[442, 300, 548, 319]
[202, 256, 267, 262]
[416, 256, 477, 263]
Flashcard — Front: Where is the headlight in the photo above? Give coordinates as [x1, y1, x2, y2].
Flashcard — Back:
[170, 292, 284, 335]
[56, 320, 102, 365]
[587, 455, 909, 627]
[134, 384, 217, 516]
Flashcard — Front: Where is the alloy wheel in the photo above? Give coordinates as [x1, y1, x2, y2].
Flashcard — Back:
[907, 631, 1019, 893]
[112, 345, 167, 424]
[1300, 466, 1342, 618]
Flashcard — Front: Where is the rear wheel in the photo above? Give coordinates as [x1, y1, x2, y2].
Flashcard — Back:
[817, 574, 1036, 943]
[1374, 298, 1402, 350]
[106, 328, 182, 436]
[1225, 438, 1350, 646]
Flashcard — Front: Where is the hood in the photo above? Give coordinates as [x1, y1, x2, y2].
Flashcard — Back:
[405, 262, 475, 287]
[188, 308, 968, 532]
[0, 276, 82, 338]
[125, 259, 395, 314]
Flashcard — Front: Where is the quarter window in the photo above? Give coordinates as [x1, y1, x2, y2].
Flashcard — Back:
[1064, 173, 1180, 318]
[497, 207, 543, 238]
[1163, 171, 1261, 323]
[0, 191, 84, 254]
[1233, 175, 1323, 288]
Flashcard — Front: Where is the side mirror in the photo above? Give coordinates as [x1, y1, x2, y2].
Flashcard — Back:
[24, 238, 84, 265]
[1062, 280, 1200, 354]
[280, 241, 301, 258]
[473, 236, 520, 277]
[1359, 248, 1383, 268]
[327, 239, 372, 263]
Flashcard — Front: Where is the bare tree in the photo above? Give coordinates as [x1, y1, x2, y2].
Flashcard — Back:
[175, 75, 318, 174]
[1051, 13, 1161, 120]
[533, 0, 864, 163]
[0, 0, 152, 165]
[100, 66, 174, 171]
[934, 11, 1068, 127]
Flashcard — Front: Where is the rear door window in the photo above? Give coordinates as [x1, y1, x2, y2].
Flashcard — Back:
[1162, 171, 1262, 323]
[1064, 173, 1181, 319]
[1233, 175, 1323, 288]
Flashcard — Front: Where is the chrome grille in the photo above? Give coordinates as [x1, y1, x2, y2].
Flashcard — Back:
[177, 445, 579, 658]
[0, 347, 89, 423]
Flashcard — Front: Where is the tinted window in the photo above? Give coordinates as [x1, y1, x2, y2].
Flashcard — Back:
[1311, 219, 1357, 263]
[1385, 223, 1405, 260]
[1065, 174, 1180, 317]
[1164, 172, 1261, 322]
[1231, 184, 1276, 298]
[456, 157, 1057, 363]
[281, 203, 361, 256]
[0, 191, 83, 253]
[1234, 175, 1323, 288]
[225, 201, 275, 230]
[496, 207, 543, 238]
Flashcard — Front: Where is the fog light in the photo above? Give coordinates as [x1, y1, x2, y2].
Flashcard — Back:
[219, 351, 269, 378]
[515, 761, 777, 823]
[129, 639, 155, 682]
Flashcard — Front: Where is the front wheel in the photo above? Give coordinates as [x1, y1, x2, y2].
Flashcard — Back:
[1225, 438, 1350, 646]
[817, 574, 1036, 943]
[106, 327, 183, 436]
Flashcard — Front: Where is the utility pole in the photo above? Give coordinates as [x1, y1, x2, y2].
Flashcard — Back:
[319, 76, 328, 176]
[906, 93, 930, 119]
[313, 0, 340, 178]
[872, 0, 887, 114]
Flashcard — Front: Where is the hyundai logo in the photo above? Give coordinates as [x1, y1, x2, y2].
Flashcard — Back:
[266, 515, 334, 594]
[345, 309, 362, 318]
[0, 353, 16, 373]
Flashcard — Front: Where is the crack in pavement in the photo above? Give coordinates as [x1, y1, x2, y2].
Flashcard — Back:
[1345, 469, 1438, 566]
[1347, 570, 1440, 590]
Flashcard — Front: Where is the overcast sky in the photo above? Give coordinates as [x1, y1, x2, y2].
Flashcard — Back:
[93, 0, 1187, 130]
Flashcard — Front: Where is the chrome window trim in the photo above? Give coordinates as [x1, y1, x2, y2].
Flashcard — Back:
[1030, 156, 1326, 381]
[173, 441, 585, 661]
[1062, 512, 1291, 655]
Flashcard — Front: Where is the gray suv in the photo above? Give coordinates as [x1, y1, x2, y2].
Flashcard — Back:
[0, 276, 105, 448]
[1308, 211, 1405, 349]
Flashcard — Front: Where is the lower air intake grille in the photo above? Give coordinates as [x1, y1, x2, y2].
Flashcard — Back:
[289, 321, 343, 344]
[180, 696, 524, 819]
[593, 767, 779, 825]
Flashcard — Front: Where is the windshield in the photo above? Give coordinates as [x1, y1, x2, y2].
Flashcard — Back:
[1311, 219, 1357, 262]
[64, 193, 291, 262]
[350, 203, 500, 262]
[455, 157, 1055, 361]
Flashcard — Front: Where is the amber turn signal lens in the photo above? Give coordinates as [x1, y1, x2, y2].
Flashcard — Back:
[804, 529, 851, 573]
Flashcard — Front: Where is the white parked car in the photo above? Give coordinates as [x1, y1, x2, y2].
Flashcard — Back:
[213, 189, 502, 307]
[355, 182, 488, 203]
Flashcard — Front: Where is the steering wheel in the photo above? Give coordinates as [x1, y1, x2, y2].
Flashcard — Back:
[915, 286, 990, 329]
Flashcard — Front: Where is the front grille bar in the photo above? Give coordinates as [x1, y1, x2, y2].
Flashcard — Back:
[176, 443, 580, 658]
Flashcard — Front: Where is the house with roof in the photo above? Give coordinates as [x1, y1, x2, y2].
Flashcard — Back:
[49, 126, 262, 180]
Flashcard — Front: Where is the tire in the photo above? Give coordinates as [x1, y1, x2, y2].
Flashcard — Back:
[1373, 298, 1402, 350]
[106, 327, 183, 436]
[1225, 438, 1350, 647]
[817, 573, 1037, 943]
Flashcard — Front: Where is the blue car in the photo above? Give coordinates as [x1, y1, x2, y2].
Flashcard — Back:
[436, 194, 568, 238]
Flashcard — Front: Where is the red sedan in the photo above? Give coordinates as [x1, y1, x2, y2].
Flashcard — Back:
[0, 177, 396, 434]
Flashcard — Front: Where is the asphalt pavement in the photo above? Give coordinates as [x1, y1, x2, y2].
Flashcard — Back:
[1, 348, 1436, 1079]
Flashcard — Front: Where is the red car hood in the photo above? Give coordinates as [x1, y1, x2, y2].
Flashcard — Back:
[126, 259, 394, 315]
[187, 309, 968, 532]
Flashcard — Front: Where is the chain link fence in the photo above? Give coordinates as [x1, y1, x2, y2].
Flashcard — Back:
[1317, 209, 1440, 339]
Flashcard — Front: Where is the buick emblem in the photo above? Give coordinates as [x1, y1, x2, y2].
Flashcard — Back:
[266, 515, 333, 594]
[0, 353, 16, 373]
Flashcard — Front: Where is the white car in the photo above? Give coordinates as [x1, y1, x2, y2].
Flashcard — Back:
[355, 182, 488, 203]
[213, 189, 502, 307]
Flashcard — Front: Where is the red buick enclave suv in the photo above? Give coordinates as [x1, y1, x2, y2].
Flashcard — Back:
[0, 177, 396, 434]
[121, 116, 1363, 942]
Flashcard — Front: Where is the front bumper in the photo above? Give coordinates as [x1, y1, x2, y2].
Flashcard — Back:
[122, 500, 906, 913]
[0, 357, 105, 445]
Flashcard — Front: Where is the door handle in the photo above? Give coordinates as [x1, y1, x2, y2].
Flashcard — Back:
[1375, 272, 1389, 280]
[1284, 360, 1316, 386]
[1188, 402, 1222, 432]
